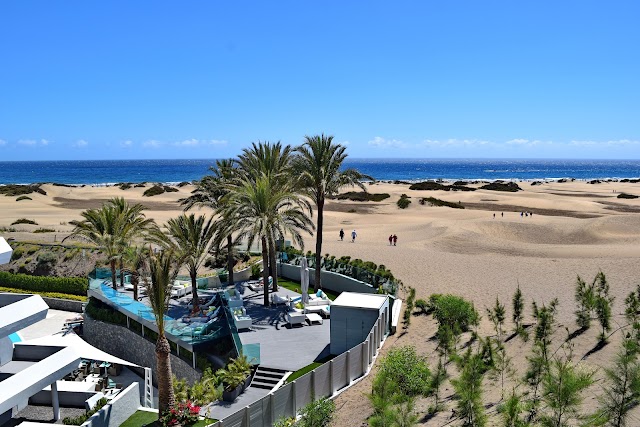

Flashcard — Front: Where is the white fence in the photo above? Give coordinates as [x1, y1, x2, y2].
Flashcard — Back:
[209, 308, 388, 427]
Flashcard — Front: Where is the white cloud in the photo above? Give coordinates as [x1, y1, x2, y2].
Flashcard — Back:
[143, 140, 162, 148]
[368, 136, 406, 148]
[73, 139, 88, 148]
[421, 139, 492, 148]
[339, 140, 351, 146]
[571, 139, 640, 147]
[0, 139, 6, 146]
[173, 139, 228, 147]
[121, 140, 133, 148]
[18, 139, 49, 146]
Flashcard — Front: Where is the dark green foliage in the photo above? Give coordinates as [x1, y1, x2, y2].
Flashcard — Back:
[575, 275, 595, 330]
[11, 247, 24, 260]
[409, 181, 476, 191]
[11, 218, 38, 225]
[0, 184, 46, 197]
[498, 391, 529, 427]
[532, 299, 558, 362]
[430, 294, 480, 356]
[85, 297, 128, 326]
[594, 272, 614, 342]
[480, 182, 522, 192]
[117, 182, 132, 190]
[333, 191, 390, 202]
[16, 195, 32, 201]
[617, 193, 639, 199]
[164, 185, 179, 193]
[36, 251, 57, 265]
[404, 287, 416, 327]
[250, 263, 261, 279]
[143, 184, 166, 197]
[0, 271, 87, 296]
[177, 181, 191, 187]
[414, 298, 428, 314]
[452, 349, 487, 427]
[33, 228, 56, 233]
[298, 397, 336, 427]
[397, 195, 411, 209]
[419, 196, 465, 208]
[62, 397, 108, 425]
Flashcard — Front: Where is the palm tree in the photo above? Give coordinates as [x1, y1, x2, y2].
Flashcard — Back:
[222, 173, 314, 306]
[143, 247, 184, 414]
[180, 159, 238, 286]
[237, 141, 295, 290]
[121, 245, 148, 300]
[163, 213, 216, 313]
[294, 134, 369, 291]
[66, 197, 154, 290]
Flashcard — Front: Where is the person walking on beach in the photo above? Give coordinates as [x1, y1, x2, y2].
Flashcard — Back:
[501, 212, 504, 217]
[388, 235, 393, 246]
[351, 229, 357, 243]
[493, 213, 496, 219]
[339, 228, 344, 241]
[392, 234, 397, 246]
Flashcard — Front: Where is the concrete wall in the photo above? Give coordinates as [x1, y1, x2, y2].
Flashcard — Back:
[42, 297, 84, 313]
[278, 263, 376, 295]
[330, 307, 380, 355]
[30, 389, 96, 408]
[82, 383, 141, 427]
[83, 314, 201, 385]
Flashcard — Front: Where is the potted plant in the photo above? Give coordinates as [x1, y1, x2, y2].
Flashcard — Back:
[217, 361, 247, 402]
[232, 354, 253, 390]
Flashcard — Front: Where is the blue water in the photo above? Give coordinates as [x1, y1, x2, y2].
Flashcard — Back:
[1, 158, 640, 185]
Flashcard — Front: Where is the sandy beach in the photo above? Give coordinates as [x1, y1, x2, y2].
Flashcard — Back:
[3, 180, 640, 424]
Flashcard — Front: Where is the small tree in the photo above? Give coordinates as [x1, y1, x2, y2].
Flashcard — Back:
[594, 272, 614, 342]
[532, 299, 558, 364]
[574, 275, 595, 330]
[452, 349, 487, 427]
[512, 284, 526, 339]
[499, 391, 529, 427]
[491, 340, 515, 401]
[298, 397, 335, 427]
[487, 296, 506, 340]
[597, 338, 640, 427]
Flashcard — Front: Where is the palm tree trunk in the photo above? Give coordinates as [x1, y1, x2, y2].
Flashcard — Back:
[190, 269, 200, 313]
[132, 276, 139, 301]
[314, 200, 324, 292]
[268, 237, 278, 292]
[110, 260, 117, 290]
[156, 334, 175, 414]
[261, 236, 270, 306]
[227, 235, 234, 285]
[119, 259, 125, 287]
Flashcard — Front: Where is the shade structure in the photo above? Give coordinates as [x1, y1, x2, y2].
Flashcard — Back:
[0, 237, 12, 265]
[300, 257, 309, 305]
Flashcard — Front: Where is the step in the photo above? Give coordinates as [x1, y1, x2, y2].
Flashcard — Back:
[252, 376, 280, 385]
[256, 366, 288, 375]
[255, 371, 284, 380]
[250, 381, 277, 390]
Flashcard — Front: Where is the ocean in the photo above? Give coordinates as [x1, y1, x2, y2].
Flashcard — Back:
[0, 159, 639, 185]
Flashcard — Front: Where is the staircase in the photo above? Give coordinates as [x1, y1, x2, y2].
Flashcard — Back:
[249, 366, 289, 391]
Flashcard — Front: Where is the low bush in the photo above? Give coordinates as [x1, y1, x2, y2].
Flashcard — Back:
[0, 184, 46, 197]
[0, 286, 87, 301]
[430, 294, 479, 333]
[36, 251, 57, 265]
[0, 226, 17, 232]
[143, 185, 165, 197]
[480, 182, 522, 192]
[33, 228, 56, 233]
[409, 181, 476, 191]
[117, 182, 132, 190]
[11, 218, 38, 225]
[164, 185, 179, 193]
[420, 197, 464, 209]
[397, 195, 411, 209]
[0, 271, 88, 296]
[11, 247, 24, 260]
[298, 397, 336, 427]
[333, 191, 390, 202]
[85, 297, 128, 326]
[16, 195, 32, 201]
[618, 193, 639, 199]
[62, 397, 108, 425]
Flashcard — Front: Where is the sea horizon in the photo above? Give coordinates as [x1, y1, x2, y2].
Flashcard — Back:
[1, 158, 640, 185]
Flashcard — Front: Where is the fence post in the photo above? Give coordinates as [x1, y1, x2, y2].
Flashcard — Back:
[292, 380, 297, 413]
[270, 392, 275, 425]
[329, 360, 335, 396]
[361, 342, 367, 374]
[346, 350, 351, 383]
[369, 332, 374, 363]
[244, 406, 250, 427]
[310, 369, 316, 399]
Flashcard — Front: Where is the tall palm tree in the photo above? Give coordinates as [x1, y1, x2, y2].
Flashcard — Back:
[121, 245, 148, 300]
[237, 141, 295, 290]
[163, 213, 216, 313]
[180, 159, 238, 286]
[294, 134, 369, 291]
[144, 247, 184, 415]
[222, 173, 314, 306]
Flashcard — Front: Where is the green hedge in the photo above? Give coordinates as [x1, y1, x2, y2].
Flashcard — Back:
[0, 271, 88, 296]
[0, 287, 87, 302]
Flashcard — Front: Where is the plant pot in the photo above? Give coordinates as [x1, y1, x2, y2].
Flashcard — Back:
[243, 373, 252, 391]
[222, 383, 243, 402]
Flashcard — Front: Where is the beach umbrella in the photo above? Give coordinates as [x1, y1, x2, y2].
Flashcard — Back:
[301, 257, 310, 305]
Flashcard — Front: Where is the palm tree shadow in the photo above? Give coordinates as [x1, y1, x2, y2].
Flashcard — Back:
[566, 327, 588, 342]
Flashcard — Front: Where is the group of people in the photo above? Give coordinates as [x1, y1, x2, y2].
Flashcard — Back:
[388, 234, 398, 246]
[339, 228, 358, 243]
[492, 211, 534, 218]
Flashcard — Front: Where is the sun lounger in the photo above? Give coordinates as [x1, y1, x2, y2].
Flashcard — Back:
[271, 293, 289, 306]
[286, 311, 305, 326]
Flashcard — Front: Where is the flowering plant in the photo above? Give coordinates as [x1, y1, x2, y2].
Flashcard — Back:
[160, 401, 201, 426]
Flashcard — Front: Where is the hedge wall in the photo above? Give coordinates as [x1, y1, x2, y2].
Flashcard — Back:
[0, 271, 88, 296]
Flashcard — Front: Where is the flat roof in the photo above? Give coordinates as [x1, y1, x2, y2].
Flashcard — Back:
[331, 292, 388, 310]
[0, 237, 12, 265]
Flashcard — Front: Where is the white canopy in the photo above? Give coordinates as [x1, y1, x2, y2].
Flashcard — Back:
[300, 257, 309, 305]
[0, 237, 12, 265]
[17, 331, 140, 367]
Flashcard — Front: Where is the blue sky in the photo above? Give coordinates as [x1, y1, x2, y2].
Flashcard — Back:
[1, 1, 639, 160]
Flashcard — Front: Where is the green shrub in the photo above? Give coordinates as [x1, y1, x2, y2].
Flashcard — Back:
[163, 185, 179, 193]
[11, 218, 38, 225]
[431, 294, 479, 333]
[16, 195, 32, 201]
[85, 297, 128, 326]
[62, 397, 108, 425]
[334, 191, 390, 202]
[0, 286, 87, 301]
[397, 195, 411, 209]
[420, 197, 464, 209]
[409, 181, 476, 191]
[24, 257, 32, 264]
[25, 245, 39, 254]
[480, 182, 522, 192]
[298, 397, 336, 427]
[0, 227, 17, 232]
[37, 251, 57, 265]
[11, 247, 24, 261]
[143, 185, 165, 197]
[0, 271, 88, 296]
[415, 298, 428, 314]
[379, 346, 431, 397]
[0, 184, 46, 197]
[618, 193, 639, 199]
[250, 263, 261, 279]
[33, 228, 56, 233]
